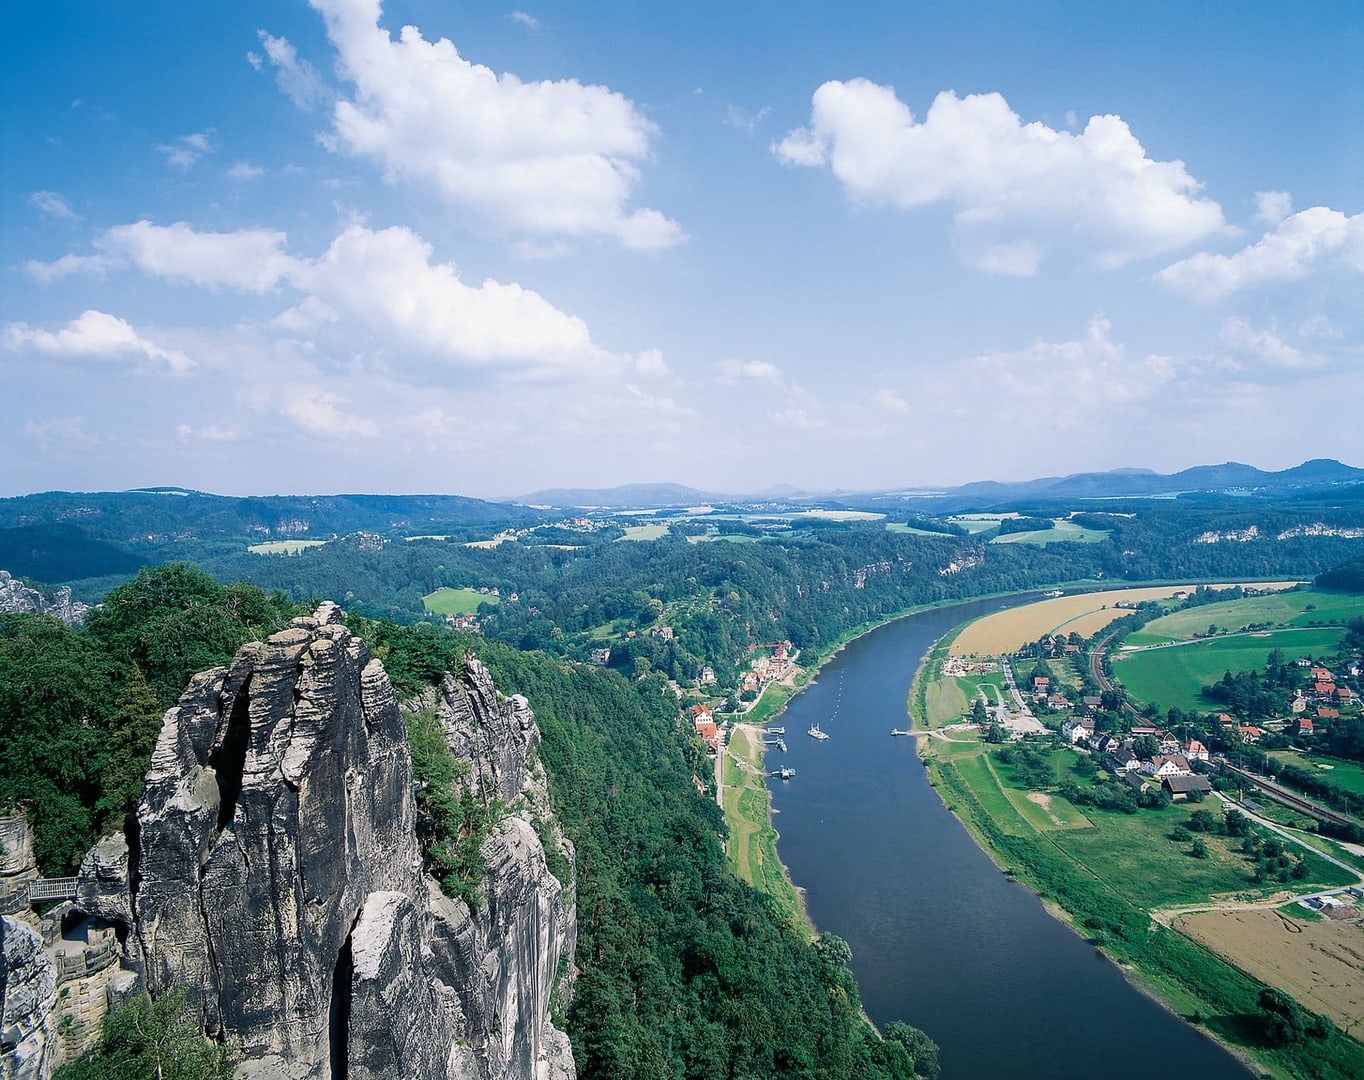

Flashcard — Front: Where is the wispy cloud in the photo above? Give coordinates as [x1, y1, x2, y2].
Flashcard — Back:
[509, 11, 540, 30]
[157, 131, 214, 170]
[724, 104, 771, 136]
[29, 191, 79, 219]
[253, 30, 330, 110]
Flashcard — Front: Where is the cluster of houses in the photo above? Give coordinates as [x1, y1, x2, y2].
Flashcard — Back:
[1061, 719, 1214, 799]
[739, 642, 794, 697]
[691, 703, 720, 756]
[1297, 663, 1354, 727]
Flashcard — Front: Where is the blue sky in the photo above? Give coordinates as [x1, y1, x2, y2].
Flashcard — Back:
[3, 1, 1361, 498]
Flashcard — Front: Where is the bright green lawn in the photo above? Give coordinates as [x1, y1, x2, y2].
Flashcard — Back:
[990, 519, 1110, 546]
[1111, 627, 1346, 711]
[1271, 752, 1364, 798]
[952, 755, 1029, 834]
[949, 515, 1006, 534]
[422, 587, 501, 616]
[1051, 806, 1275, 908]
[1124, 587, 1343, 645]
[617, 523, 670, 541]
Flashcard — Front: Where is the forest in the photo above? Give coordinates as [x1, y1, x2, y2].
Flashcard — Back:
[3, 566, 937, 1079]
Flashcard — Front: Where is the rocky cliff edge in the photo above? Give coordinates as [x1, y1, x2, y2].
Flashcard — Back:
[69, 601, 574, 1080]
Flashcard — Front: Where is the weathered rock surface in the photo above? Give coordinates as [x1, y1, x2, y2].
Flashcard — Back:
[75, 835, 132, 931]
[0, 917, 57, 1080]
[0, 572, 89, 627]
[122, 602, 575, 1079]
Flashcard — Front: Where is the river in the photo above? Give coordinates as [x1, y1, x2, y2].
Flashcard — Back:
[766, 595, 1252, 1079]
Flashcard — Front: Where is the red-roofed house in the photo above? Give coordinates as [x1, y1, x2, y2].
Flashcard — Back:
[1318, 707, 1340, 720]
[1183, 739, 1209, 762]
[1336, 687, 1353, 702]
[1238, 724, 1263, 743]
[1296, 717, 1315, 736]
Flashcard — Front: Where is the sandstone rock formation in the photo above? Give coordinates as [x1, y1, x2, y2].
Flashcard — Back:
[0, 917, 58, 1080]
[3, 600, 576, 1079]
[0, 572, 89, 627]
[123, 602, 576, 1079]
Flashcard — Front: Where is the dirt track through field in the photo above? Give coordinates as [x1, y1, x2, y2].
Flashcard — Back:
[1176, 909, 1364, 1037]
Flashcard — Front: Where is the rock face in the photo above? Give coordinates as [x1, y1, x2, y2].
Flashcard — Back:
[0, 917, 58, 1080]
[0, 572, 89, 627]
[124, 602, 575, 1079]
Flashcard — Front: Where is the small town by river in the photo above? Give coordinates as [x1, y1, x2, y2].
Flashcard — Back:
[766, 595, 1252, 1079]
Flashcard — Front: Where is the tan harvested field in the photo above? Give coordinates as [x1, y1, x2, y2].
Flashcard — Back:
[950, 587, 1192, 655]
[949, 582, 1300, 656]
[1177, 909, 1364, 1038]
[1051, 608, 1145, 640]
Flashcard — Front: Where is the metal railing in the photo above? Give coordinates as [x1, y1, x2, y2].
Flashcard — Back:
[26, 877, 79, 902]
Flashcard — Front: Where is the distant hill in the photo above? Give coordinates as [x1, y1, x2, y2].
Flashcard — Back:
[518, 460, 1364, 512]
[859, 459, 1364, 513]
[0, 490, 540, 542]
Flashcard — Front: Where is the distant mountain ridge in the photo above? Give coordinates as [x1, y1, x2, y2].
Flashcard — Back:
[0, 490, 539, 541]
[519, 459, 1364, 510]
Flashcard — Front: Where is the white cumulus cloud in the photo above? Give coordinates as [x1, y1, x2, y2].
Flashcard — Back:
[29, 218, 651, 379]
[5, 309, 192, 373]
[103, 221, 296, 292]
[775, 80, 1225, 272]
[293, 223, 602, 371]
[303, 0, 682, 249]
[1156, 206, 1364, 300]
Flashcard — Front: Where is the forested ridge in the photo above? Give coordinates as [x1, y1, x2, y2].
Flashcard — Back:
[3, 568, 937, 1078]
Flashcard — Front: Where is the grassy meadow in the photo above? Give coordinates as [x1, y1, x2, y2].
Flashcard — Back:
[1112, 627, 1346, 711]
[422, 586, 501, 616]
[989, 518, 1111, 546]
[1125, 587, 1348, 646]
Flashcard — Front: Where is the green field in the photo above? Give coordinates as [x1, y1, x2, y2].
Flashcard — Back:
[618, 523, 670, 541]
[1112, 627, 1346, 711]
[990, 519, 1111, 546]
[687, 533, 759, 544]
[722, 726, 803, 926]
[422, 587, 501, 616]
[1125, 587, 1347, 645]
[1271, 753, 1364, 798]
[949, 515, 1007, 534]
[247, 539, 328, 555]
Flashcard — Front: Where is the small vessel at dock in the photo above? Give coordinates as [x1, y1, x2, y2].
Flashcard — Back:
[771, 767, 796, 780]
[891, 728, 911, 737]
[808, 724, 830, 741]
[767, 726, 785, 735]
